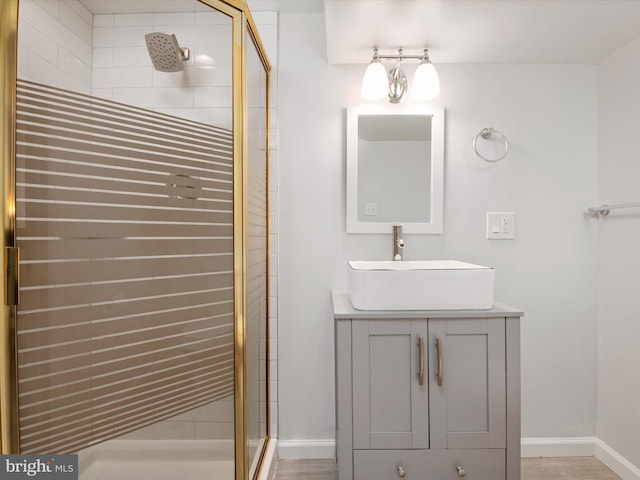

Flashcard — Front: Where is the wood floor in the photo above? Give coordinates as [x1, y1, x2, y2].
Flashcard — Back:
[274, 457, 621, 480]
[521, 457, 621, 480]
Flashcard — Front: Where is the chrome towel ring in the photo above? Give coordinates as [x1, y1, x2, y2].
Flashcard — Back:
[473, 127, 509, 162]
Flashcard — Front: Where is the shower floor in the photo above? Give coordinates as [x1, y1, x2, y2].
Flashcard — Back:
[79, 439, 234, 480]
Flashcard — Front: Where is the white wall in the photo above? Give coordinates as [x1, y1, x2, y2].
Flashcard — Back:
[597, 35, 640, 470]
[277, 12, 599, 447]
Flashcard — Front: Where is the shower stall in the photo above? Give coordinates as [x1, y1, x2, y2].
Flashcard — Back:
[0, 1, 271, 479]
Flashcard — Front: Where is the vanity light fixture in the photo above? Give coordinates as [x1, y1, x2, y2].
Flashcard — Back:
[361, 47, 440, 103]
[361, 48, 389, 99]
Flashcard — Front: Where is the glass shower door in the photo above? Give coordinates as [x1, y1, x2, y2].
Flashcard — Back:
[11, 0, 237, 477]
[2, 1, 270, 478]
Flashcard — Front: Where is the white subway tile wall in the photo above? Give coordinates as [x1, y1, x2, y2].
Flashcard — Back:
[16, 0, 279, 446]
[18, 0, 93, 93]
[252, 10, 280, 440]
[269, 20, 279, 447]
[121, 395, 236, 441]
[91, 11, 233, 128]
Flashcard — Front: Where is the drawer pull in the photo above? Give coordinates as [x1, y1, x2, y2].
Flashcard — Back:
[397, 465, 406, 478]
[456, 466, 466, 477]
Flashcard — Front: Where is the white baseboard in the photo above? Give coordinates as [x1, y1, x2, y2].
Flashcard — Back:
[596, 439, 640, 480]
[521, 437, 639, 480]
[276, 439, 336, 460]
[521, 436, 597, 457]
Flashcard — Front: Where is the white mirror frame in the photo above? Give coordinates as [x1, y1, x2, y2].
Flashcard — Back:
[346, 104, 444, 234]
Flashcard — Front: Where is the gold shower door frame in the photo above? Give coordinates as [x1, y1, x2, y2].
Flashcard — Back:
[0, 0, 271, 479]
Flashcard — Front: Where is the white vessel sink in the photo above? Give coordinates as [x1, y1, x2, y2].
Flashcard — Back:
[348, 260, 494, 310]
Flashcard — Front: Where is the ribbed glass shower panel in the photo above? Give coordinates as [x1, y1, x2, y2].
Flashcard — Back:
[15, 79, 235, 454]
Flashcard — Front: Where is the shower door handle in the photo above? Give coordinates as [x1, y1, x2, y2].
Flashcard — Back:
[4, 247, 20, 306]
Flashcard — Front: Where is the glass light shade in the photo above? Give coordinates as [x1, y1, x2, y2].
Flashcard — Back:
[412, 62, 440, 100]
[361, 60, 389, 99]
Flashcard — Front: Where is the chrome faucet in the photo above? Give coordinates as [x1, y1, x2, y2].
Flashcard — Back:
[393, 225, 405, 261]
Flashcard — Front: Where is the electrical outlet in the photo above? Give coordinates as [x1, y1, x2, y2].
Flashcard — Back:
[364, 202, 378, 216]
[501, 216, 513, 236]
[487, 212, 515, 240]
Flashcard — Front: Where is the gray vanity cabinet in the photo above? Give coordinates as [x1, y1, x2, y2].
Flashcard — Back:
[333, 291, 523, 480]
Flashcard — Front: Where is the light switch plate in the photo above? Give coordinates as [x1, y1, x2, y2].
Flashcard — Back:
[487, 212, 515, 240]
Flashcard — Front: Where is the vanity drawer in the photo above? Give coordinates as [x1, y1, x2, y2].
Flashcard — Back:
[354, 449, 505, 480]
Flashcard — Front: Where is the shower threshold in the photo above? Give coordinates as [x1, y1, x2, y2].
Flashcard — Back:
[79, 439, 234, 480]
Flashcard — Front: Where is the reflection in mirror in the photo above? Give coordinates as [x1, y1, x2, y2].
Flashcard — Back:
[357, 115, 432, 223]
[347, 105, 444, 234]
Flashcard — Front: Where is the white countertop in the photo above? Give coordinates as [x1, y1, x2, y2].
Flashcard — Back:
[332, 289, 524, 319]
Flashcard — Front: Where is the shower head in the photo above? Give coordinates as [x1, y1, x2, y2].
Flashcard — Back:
[144, 32, 190, 72]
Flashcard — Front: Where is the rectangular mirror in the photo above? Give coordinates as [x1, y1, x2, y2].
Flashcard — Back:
[346, 104, 444, 234]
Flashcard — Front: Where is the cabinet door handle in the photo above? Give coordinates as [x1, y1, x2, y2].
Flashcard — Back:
[418, 336, 425, 386]
[436, 337, 443, 387]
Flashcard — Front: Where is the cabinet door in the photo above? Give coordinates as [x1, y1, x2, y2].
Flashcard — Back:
[429, 318, 506, 449]
[352, 319, 429, 450]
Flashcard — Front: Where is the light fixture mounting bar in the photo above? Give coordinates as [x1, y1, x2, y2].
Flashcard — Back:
[374, 48, 430, 62]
